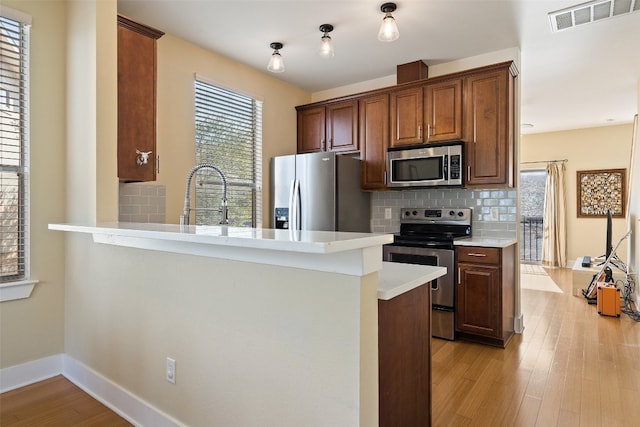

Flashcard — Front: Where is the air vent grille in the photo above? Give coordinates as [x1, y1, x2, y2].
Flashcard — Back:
[549, 0, 639, 32]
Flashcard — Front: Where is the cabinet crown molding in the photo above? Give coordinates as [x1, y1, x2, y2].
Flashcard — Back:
[117, 14, 165, 40]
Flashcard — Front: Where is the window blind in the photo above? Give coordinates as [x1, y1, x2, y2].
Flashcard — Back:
[194, 80, 262, 227]
[0, 14, 29, 282]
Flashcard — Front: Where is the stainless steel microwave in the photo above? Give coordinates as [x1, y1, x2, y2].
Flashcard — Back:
[387, 142, 463, 188]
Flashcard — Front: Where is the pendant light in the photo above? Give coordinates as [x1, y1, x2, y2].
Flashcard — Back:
[378, 2, 399, 42]
[267, 42, 285, 73]
[318, 24, 334, 58]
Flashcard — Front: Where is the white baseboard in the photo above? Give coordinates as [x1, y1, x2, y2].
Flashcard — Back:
[0, 354, 63, 393]
[514, 314, 525, 334]
[1, 354, 183, 427]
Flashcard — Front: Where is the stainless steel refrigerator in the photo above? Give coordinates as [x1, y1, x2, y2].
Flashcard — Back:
[270, 152, 371, 232]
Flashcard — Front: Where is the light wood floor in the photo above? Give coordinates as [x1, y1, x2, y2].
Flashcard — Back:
[0, 375, 131, 426]
[432, 267, 640, 426]
[1, 268, 638, 426]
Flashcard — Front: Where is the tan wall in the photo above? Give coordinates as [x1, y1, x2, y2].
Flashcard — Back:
[95, 0, 119, 222]
[153, 34, 310, 225]
[0, 0, 67, 369]
[64, 235, 377, 426]
[57, 1, 373, 424]
[629, 86, 639, 289]
[521, 124, 635, 262]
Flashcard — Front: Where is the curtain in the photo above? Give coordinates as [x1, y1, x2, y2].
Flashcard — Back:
[542, 162, 567, 267]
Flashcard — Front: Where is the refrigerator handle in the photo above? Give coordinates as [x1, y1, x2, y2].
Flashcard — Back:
[288, 179, 296, 230]
[290, 179, 301, 231]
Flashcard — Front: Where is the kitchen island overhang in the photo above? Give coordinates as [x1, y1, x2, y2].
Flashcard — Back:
[49, 222, 446, 427]
[49, 222, 394, 276]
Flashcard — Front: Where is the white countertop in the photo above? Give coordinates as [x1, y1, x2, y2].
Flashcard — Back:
[378, 262, 446, 300]
[49, 223, 447, 301]
[454, 236, 517, 248]
[49, 222, 393, 276]
[49, 222, 393, 253]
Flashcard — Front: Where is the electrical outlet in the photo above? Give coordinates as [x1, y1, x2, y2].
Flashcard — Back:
[384, 207, 392, 220]
[490, 207, 500, 221]
[166, 357, 176, 384]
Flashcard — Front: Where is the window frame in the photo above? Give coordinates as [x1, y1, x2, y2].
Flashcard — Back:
[193, 76, 263, 228]
[0, 6, 37, 301]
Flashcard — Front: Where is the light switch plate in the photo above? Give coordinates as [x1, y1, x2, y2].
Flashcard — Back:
[384, 208, 392, 220]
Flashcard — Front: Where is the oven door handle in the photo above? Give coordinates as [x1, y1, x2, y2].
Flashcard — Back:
[431, 280, 439, 291]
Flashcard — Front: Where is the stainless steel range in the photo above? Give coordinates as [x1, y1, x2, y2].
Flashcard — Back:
[382, 208, 472, 340]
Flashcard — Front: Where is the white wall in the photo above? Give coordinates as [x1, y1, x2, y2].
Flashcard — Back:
[311, 47, 521, 102]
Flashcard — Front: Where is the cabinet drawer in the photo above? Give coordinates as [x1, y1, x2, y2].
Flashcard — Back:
[456, 247, 500, 264]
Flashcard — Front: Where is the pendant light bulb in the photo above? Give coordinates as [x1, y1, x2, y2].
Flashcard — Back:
[378, 3, 399, 42]
[318, 24, 334, 58]
[267, 42, 285, 73]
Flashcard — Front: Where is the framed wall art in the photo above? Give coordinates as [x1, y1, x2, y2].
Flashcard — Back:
[576, 168, 626, 218]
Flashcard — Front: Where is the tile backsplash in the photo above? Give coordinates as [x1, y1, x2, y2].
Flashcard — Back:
[371, 188, 518, 238]
[119, 183, 166, 223]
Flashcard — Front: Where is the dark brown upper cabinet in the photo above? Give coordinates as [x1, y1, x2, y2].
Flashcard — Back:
[424, 79, 462, 143]
[359, 93, 390, 191]
[463, 63, 517, 188]
[295, 60, 518, 190]
[296, 100, 358, 154]
[117, 15, 164, 182]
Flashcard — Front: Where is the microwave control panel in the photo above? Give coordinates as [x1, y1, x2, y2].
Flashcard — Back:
[450, 154, 461, 180]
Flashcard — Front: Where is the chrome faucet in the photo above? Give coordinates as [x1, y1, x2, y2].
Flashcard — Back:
[180, 163, 229, 226]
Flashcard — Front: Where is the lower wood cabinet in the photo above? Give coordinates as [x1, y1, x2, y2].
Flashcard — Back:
[455, 245, 515, 347]
[378, 283, 431, 426]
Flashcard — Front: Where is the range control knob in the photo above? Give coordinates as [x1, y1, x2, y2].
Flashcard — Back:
[458, 211, 464, 217]
[449, 210, 455, 216]
[412, 210, 418, 216]
[404, 211, 411, 216]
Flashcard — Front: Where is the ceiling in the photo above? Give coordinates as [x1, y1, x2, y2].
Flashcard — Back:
[117, 0, 640, 135]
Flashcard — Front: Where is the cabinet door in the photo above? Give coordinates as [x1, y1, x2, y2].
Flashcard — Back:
[378, 283, 431, 426]
[297, 106, 325, 153]
[424, 79, 462, 142]
[390, 86, 423, 147]
[456, 262, 501, 338]
[464, 69, 513, 187]
[117, 22, 159, 181]
[326, 100, 358, 152]
[359, 94, 389, 190]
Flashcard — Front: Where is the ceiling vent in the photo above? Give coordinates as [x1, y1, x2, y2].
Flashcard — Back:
[548, 0, 640, 32]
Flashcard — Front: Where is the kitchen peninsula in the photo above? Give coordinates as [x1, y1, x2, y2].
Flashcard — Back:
[49, 222, 445, 427]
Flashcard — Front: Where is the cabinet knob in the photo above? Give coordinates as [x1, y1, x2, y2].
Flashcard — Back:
[136, 149, 152, 166]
